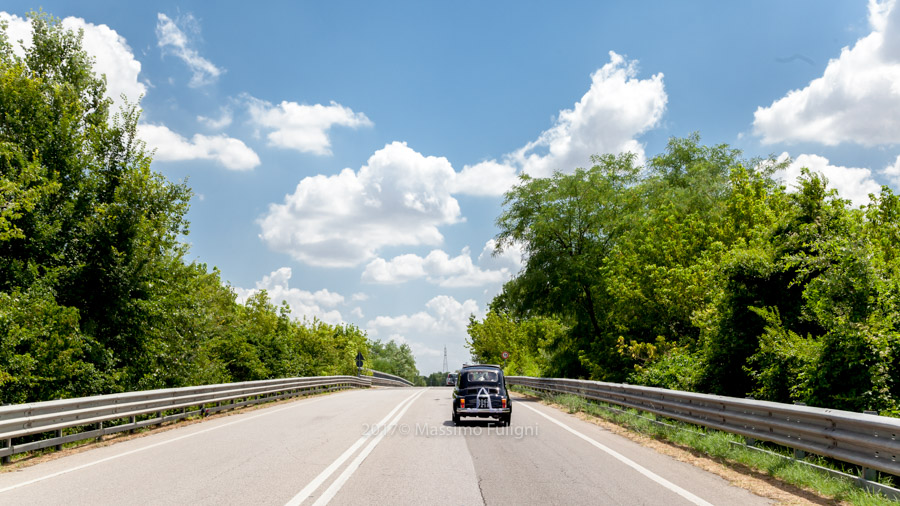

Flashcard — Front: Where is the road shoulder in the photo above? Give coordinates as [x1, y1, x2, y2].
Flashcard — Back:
[510, 391, 840, 506]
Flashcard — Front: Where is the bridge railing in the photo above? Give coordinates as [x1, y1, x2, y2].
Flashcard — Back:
[507, 376, 900, 479]
[0, 375, 371, 463]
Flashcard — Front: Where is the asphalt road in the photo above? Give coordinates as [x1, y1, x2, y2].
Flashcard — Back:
[0, 387, 772, 505]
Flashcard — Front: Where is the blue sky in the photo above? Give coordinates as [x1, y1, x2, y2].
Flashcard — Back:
[3, 1, 900, 374]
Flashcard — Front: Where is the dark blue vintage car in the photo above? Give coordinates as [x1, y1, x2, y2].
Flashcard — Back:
[451, 364, 511, 425]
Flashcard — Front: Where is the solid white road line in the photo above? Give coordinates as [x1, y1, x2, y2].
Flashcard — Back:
[284, 388, 426, 506]
[518, 402, 714, 506]
[0, 394, 332, 495]
[310, 388, 428, 506]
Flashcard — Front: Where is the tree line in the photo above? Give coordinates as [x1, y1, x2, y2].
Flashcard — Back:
[468, 135, 900, 415]
[0, 13, 419, 404]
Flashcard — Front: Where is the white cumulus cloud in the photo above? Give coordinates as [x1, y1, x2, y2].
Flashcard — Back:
[450, 160, 521, 196]
[367, 295, 477, 341]
[233, 267, 345, 324]
[258, 53, 668, 267]
[362, 247, 512, 287]
[258, 141, 462, 267]
[754, 0, 900, 146]
[881, 154, 900, 187]
[246, 96, 373, 155]
[1, 12, 147, 114]
[776, 152, 882, 207]
[478, 239, 525, 272]
[448, 51, 666, 197]
[510, 51, 667, 178]
[0, 12, 249, 171]
[0, 12, 31, 53]
[416, 52, 666, 199]
[138, 123, 260, 170]
[362, 254, 427, 285]
[156, 13, 223, 87]
[198, 107, 233, 129]
[366, 295, 479, 372]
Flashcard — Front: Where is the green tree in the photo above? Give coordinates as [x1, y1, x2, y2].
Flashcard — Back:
[0, 13, 193, 392]
[494, 152, 642, 377]
[0, 283, 106, 403]
[466, 310, 565, 376]
[368, 339, 419, 383]
[422, 371, 448, 386]
[1, 13, 382, 402]
[702, 169, 900, 412]
[605, 137, 785, 386]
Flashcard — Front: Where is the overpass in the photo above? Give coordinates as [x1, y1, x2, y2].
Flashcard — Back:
[1, 385, 770, 505]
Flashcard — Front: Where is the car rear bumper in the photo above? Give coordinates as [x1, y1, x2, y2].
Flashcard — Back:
[457, 407, 511, 416]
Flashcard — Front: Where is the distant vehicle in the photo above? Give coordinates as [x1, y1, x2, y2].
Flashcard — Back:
[446, 372, 457, 386]
[451, 364, 511, 425]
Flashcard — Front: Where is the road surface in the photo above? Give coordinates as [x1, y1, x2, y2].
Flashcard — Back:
[0, 387, 772, 505]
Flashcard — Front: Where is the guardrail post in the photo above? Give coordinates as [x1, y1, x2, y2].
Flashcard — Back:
[792, 402, 806, 460]
[96, 421, 104, 441]
[129, 415, 136, 434]
[55, 429, 63, 451]
[1, 438, 10, 464]
[860, 409, 879, 481]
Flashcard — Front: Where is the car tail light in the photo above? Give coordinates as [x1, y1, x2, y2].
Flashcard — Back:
[460, 399, 465, 408]
[502, 398, 507, 408]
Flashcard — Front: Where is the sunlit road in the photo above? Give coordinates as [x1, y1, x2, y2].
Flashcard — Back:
[0, 388, 771, 505]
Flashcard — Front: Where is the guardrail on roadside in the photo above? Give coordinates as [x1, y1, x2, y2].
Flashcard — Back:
[507, 376, 900, 480]
[0, 375, 370, 463]
[366, 369, 414, 387]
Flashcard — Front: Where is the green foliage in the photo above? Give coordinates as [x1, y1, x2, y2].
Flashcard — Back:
[623, 341, 703, 391]
[745, 307, 820, 402]
[474, 133, 900, 414]
[698, 244, 795, 397]
[0, 12, 409, 404]
[466, 310, 566, 377]
[0, 284, 106, 403]
[494, 151, 642, 378]
[421, 371, 449, 386]
[368, 339, 419, 383]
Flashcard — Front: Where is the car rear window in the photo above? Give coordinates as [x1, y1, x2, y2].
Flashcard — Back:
[465, 370, 498, 383]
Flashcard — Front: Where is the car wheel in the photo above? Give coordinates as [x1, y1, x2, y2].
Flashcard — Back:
[500, 414, 511, 426]
[452, 411, 460, 425]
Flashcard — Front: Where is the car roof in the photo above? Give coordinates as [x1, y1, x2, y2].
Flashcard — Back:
[457, 367, 505, 387]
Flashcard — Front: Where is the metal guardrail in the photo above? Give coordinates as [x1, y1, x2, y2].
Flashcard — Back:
[508, 376, 900, 478]
[0, 375, 370, 462]
[367, 369, 414, 387]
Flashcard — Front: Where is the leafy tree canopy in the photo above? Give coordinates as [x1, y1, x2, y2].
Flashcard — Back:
[473, 133, 900, 414]
[0, 13, 414, 404]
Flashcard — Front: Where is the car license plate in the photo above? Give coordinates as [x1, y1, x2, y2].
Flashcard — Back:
[478, 398, 489, 409]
